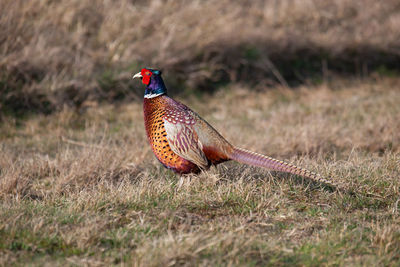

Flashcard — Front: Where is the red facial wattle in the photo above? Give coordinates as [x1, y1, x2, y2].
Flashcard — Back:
[141, 68, 152, 85]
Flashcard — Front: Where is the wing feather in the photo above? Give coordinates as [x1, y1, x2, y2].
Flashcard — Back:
[163, 119, 209, 169]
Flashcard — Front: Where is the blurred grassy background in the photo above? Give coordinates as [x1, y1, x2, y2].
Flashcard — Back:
[1, 0, 400, 116]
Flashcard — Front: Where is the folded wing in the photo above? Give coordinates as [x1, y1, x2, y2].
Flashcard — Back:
[163, 118, 209, 169]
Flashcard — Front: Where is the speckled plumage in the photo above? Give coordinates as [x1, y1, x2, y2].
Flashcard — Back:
[134, 68, 344, 190]
[143, 96, 200, 174]
[144, 95, 232, 174]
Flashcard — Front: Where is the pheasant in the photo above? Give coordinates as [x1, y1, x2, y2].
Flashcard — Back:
[133, 68, 341, 189]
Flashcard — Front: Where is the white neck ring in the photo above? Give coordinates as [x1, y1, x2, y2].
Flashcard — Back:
[144, 92, 164, 99]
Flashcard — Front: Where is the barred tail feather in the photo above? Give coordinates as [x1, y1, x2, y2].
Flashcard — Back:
[230, 147, 341, 189]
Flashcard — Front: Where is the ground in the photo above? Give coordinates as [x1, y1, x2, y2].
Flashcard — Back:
[1, 0, 400, 265]
[1, 77, 399, 266]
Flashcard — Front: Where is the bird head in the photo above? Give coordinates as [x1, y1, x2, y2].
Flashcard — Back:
[133, 68, 166, 98]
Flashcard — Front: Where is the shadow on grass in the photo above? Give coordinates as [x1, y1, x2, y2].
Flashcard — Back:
[164, 41, 400, 94]
[2, 40, 399, 118]
[216, 162, 339, 193]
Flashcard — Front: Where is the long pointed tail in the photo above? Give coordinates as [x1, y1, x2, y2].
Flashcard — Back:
[230, 147, 343, 190]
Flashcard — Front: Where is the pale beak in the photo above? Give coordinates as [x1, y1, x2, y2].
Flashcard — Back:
[132, 72, 143, 79]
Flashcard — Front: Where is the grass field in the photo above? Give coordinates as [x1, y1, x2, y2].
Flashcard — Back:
[2, 0, 400, 115]
[1, 0, 400, 266]
[1, 76, 400, 265]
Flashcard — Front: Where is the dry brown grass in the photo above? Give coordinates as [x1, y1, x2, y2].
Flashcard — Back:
[1, 0, 400, 114]
[1, 76, 399, 265]
[1, 0, 400, 265]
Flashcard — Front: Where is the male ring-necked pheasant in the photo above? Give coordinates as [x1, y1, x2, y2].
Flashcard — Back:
[133, 68, 339, 189]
